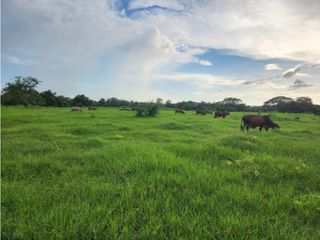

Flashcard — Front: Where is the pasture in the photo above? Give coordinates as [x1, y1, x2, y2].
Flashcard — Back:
[2, 107, 320, 239]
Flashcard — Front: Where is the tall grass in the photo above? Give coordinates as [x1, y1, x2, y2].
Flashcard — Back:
[1, 107, 320, 239]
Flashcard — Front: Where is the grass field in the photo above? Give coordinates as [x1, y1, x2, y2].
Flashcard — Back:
[2, 106, 320, 239]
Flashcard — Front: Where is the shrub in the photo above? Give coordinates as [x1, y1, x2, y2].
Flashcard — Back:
[135, 103, 159, 117]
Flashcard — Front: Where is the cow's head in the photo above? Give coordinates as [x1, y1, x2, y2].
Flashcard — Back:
[271, 123, 280, 129]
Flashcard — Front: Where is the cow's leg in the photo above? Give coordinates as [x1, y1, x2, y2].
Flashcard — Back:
[246, 125, 250, 131]
[259, 126, 262, 131]
[265, 128, 269, 132]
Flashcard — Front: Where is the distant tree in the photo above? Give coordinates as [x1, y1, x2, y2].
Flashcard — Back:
[295, 97, 313, 112]
[215, 97, 246, 111]
[165, 100, 172, 107]
[56, 95, 71, 107]
[41, 90, 58, 107]
[263, 96, 294, 112]
[156, 98, 163, 105]
[221, 97, 243, 105]
[97, 98, 106, 106]
[1, 76, 43, 107]
[72, 94, 92, 107]
[105, 97, 130, 107]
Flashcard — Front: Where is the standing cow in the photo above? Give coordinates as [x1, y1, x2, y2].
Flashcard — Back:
[195, 109, 206, 115]
[241, 115, 279, 132]
[214, 111, 230, 118]
[175, 109, 185, 114]
[71, 107, 82, 112]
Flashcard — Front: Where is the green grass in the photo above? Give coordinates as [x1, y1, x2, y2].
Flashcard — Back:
[2, 106, 320, 239]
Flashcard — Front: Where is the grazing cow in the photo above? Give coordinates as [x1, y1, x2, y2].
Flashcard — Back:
[175, 109, 185, 114]
[120, 107, 133, 111]
[214, 111, 230, 118]
[88, 106, 97, 110]
[241, 115, 279, 132]
[195, 109, 206, 115]
[71, 107, 82, 112]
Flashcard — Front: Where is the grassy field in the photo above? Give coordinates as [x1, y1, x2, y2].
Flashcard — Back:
[2, 106, 320, 239]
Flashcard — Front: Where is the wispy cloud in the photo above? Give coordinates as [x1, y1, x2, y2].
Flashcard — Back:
[289, 79, 313, 90]
[2, 54, 37, 65]
[2, 0, 320, 104]
[282, 65, 301, 78]
[265, 64, 282, 70]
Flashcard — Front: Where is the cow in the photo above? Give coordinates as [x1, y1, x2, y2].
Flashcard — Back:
[88, 106, 97, 110]
[120, 107, 133, 111]
[214, 111, 230, 118]
[241, 115, 279, 132]
[175, 109, 185, 114]
[195, 109, 206, 115]
[71, 107, 82, 112]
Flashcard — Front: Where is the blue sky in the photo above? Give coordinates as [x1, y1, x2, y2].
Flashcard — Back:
[2, 0, 320, 104]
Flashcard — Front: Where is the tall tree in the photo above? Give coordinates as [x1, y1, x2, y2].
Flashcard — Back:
[72, 94, 92, 107]
[1, 76, 43, 107]
[41, 90, 58, 107]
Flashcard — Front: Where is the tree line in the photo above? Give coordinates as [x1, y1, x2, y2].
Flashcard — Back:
[1, 76, 319, 113]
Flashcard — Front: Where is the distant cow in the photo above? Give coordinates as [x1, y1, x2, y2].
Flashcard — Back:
[71, 107, 82, 112]
[314, 111, 320, 116]
[175, 109, 185, 114]
[195, 109, 206, 115]
[241, 115, 279, 132]
[120, 107, 133, 111]
[214, 111, 230, 118]
[88, 106, 97, 110]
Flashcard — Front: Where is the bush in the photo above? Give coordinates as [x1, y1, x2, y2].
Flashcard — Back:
[135, 103, 159, 117]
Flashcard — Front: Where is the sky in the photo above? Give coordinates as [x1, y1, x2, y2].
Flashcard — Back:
[2, 0, 320, 105]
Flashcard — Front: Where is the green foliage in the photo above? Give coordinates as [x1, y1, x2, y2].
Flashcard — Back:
[1, 76, 43, 107]
[263, 96, 314, 113]
[72, 94, 92, 107]
[135, 102, 159, 117]
[2, 107, 320, 239]
[40, 90, 58, 107]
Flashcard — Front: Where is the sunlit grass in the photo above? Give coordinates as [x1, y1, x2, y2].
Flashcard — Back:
[2, 106, 320, 239]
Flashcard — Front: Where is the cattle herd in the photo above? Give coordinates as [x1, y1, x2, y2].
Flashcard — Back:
[176, 108, 280, 132]
[70, 106, 283, 132]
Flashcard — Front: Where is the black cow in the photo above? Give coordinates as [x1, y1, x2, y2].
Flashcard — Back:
[175, 109, 185, 114]
[195, 109, 206, 115]
[214, 111, 230, 118]
[241, 115, 279, 132]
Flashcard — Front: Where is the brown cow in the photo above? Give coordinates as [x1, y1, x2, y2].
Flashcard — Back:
[175, 109, 185, 114]
[214, 111, 230, 118]
[241, 115, 279, 132]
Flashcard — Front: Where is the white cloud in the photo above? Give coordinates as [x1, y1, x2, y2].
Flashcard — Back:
[2, 0, 320, 104]
[2, 54, 37, 65]
[192, 58, 213, 66]
[282, 65, 301, 78]
[265, 64, 282, 70]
